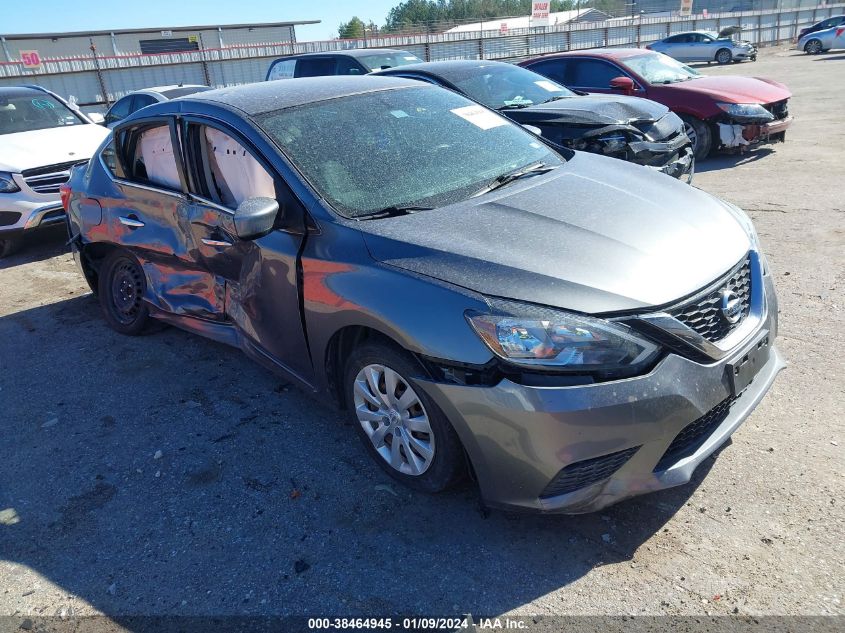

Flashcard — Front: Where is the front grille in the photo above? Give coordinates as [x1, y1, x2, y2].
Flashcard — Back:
[540, 446, 640, 498]
[763, 99, 789, 121]
[669, 255, 752, 343]
[22, 160, 85, 194]
[654, 397, 736, 472]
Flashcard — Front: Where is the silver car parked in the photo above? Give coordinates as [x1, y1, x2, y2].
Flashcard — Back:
[647, 29, 757, 65]
[797, 25, 845, 54]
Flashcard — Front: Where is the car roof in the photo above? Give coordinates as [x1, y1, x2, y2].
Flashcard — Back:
[187, 75, 427, 115]
[378, 59, 509, 76]
[667, 30, 717, 37]
[142, 84, 209, 94]
[275, 48, 415, 61]
[0, 85, 49, 97]
[524, 48, 649, 62]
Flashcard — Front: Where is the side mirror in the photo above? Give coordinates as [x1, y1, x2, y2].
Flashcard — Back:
[609, 76, 636, 95]
[87, 112, 106, 125]
[234, 197, 279, 240]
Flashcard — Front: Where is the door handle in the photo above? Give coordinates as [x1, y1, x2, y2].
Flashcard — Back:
[119, 216, 144, 228]
[201, 237, 233, 248]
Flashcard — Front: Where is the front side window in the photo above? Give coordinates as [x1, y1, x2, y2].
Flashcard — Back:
[0, 92, 85, 135]
[447, 64, 575, 110]
[357, 52, 422, 71]
[569, 59, 626, 89]
[256, 86, 562, 218]
[188, 124, 276, 209]
[121, 122, 182, 191]
[619, 52, 701, 85]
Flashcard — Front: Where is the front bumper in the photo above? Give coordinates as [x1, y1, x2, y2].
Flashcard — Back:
[629, 135, 695, 182]
[0, 172, 67, 236]
[418, 270, 783, 514]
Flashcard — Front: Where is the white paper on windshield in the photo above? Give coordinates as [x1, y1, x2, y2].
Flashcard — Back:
[403, 56, 418, 61]
[534, 80, 561, 92]
[450, 105, 508, 130]
[390, 110, 409, 118]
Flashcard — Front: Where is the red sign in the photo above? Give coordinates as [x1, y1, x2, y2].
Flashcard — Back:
[500, 22, 509, 34]
[20, 50, 42, 69]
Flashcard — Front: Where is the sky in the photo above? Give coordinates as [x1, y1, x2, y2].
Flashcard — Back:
[3, 0, 399, 42]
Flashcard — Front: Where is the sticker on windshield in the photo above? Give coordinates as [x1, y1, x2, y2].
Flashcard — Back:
[403, 56, 418, 61]
[450, 105, 507, 130]
[534, 80, 561, 92]
[503, 96, 533, 106]
[390, 110, 409, 118]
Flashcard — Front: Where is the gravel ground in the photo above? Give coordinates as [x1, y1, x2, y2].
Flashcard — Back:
[0, 45, 842, 620]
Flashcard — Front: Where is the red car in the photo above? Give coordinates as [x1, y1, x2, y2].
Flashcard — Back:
[519, 49, 792, 160]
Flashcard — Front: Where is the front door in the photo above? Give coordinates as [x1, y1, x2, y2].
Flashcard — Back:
[180, 118, 314, 385]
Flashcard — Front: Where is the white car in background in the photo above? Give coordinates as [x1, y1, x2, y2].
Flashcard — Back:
[103, 84, 213, 127]
[0, 85, 109, 258]
[797, 25, 845, 54]
[647, 28, 757, 64]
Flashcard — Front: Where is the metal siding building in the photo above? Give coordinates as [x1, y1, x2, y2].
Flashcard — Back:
[0, 21, 317, 111]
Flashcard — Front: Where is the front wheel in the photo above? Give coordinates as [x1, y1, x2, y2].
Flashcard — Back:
[715, 48, 732, 64]
[98, 249, 152, 335]
[344, 341, 465, 493]
[679, 114, 713, 161]
[804, 39, 823, 54]
[0, 237, 21, 259]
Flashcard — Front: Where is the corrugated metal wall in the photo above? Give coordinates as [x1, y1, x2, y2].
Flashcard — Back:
[1, 6, 842, 113]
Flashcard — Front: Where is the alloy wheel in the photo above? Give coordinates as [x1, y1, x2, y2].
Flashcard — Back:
[684, 122, 698, 152]
[353, 364, 435, 476]
[716, 49, 732, 64]
[805, 40, 822, 54]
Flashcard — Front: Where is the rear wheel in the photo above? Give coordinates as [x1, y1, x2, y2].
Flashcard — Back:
[344, 341, 465, 493]
[679, 114, 713, 161]
[715, 48, 732, 64]
[0, 237, 21, 259]
[804, 39, 823, 54]
[98, 249, 151, 335]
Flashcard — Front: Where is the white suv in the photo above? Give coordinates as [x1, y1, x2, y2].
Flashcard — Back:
[0, 85, 109, 257]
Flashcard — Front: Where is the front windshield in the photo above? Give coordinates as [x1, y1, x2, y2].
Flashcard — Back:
[358, 52, 423, 71]
[621, 52, 702, 85]
[448, 64, 576, 110]
[0, 92, 85, 135]
[256, 86, 562, 218]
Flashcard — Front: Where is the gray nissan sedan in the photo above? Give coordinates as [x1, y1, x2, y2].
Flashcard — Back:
[64, 76, 784, 514]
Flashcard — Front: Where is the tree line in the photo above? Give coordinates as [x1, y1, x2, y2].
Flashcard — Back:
[337, 0, 627, 39]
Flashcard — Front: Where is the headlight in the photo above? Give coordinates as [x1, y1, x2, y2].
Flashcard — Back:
[715, 102, 774, 121]
[466, 303, 659, 372]
[0, 172, 20, 193]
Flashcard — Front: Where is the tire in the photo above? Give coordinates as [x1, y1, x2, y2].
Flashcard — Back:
[344, 341, 465, 493]
[97, 249, 152, 335]
[804, 39, 823, 54]
[0, 237, 21, 259]
[679, 114, 713, 161]
[715, 48, 732, 64]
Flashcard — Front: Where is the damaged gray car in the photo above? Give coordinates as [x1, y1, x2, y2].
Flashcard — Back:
[378, 60, 694, 182]
[64, 76, 783, 514]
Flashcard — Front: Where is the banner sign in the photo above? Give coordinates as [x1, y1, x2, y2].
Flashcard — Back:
[532, 1, 551, 27]
[679, 0, 694, 17]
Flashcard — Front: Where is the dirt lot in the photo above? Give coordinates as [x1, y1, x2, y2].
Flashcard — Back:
[0, 45, 843, 620]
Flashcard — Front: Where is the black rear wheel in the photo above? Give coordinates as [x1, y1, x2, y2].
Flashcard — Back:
[98, 249, 151, 335]
[0, 237, 21, 259]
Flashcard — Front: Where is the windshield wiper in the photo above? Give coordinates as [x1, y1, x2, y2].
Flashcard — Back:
[541, 95, 571, 104]
[498, 102, 534, 110]
[355, 205, 434, 220]
[472, 163, 558, 198]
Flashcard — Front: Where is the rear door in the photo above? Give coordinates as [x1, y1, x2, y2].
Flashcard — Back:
[111, 117, 224, 319]
[180, 117, 314, 383]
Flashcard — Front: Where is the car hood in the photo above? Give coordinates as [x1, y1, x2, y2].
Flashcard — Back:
[671, 75, 791, 105]
[358, 152, 751, 314]
[514, 93, 668, 125]
[0, 124, 110, 172]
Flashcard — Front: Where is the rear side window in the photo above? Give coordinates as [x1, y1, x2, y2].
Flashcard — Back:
[105, 96, 132, 125]
[295, 58, 337, 78]
[526, 59, 569, 85]
[120, 122, 182, 191]
[268, 59, 296, 80]
[100, 139, 119, 175]
[131, 94, 157, 113]
[569, 59, 625, 89]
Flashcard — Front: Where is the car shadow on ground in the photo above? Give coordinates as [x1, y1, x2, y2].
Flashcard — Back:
[0, 295, 720, 618]
[814, 53, 845, 61]
[696, 147, 776, 173]
[0, 227, 68, 270]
